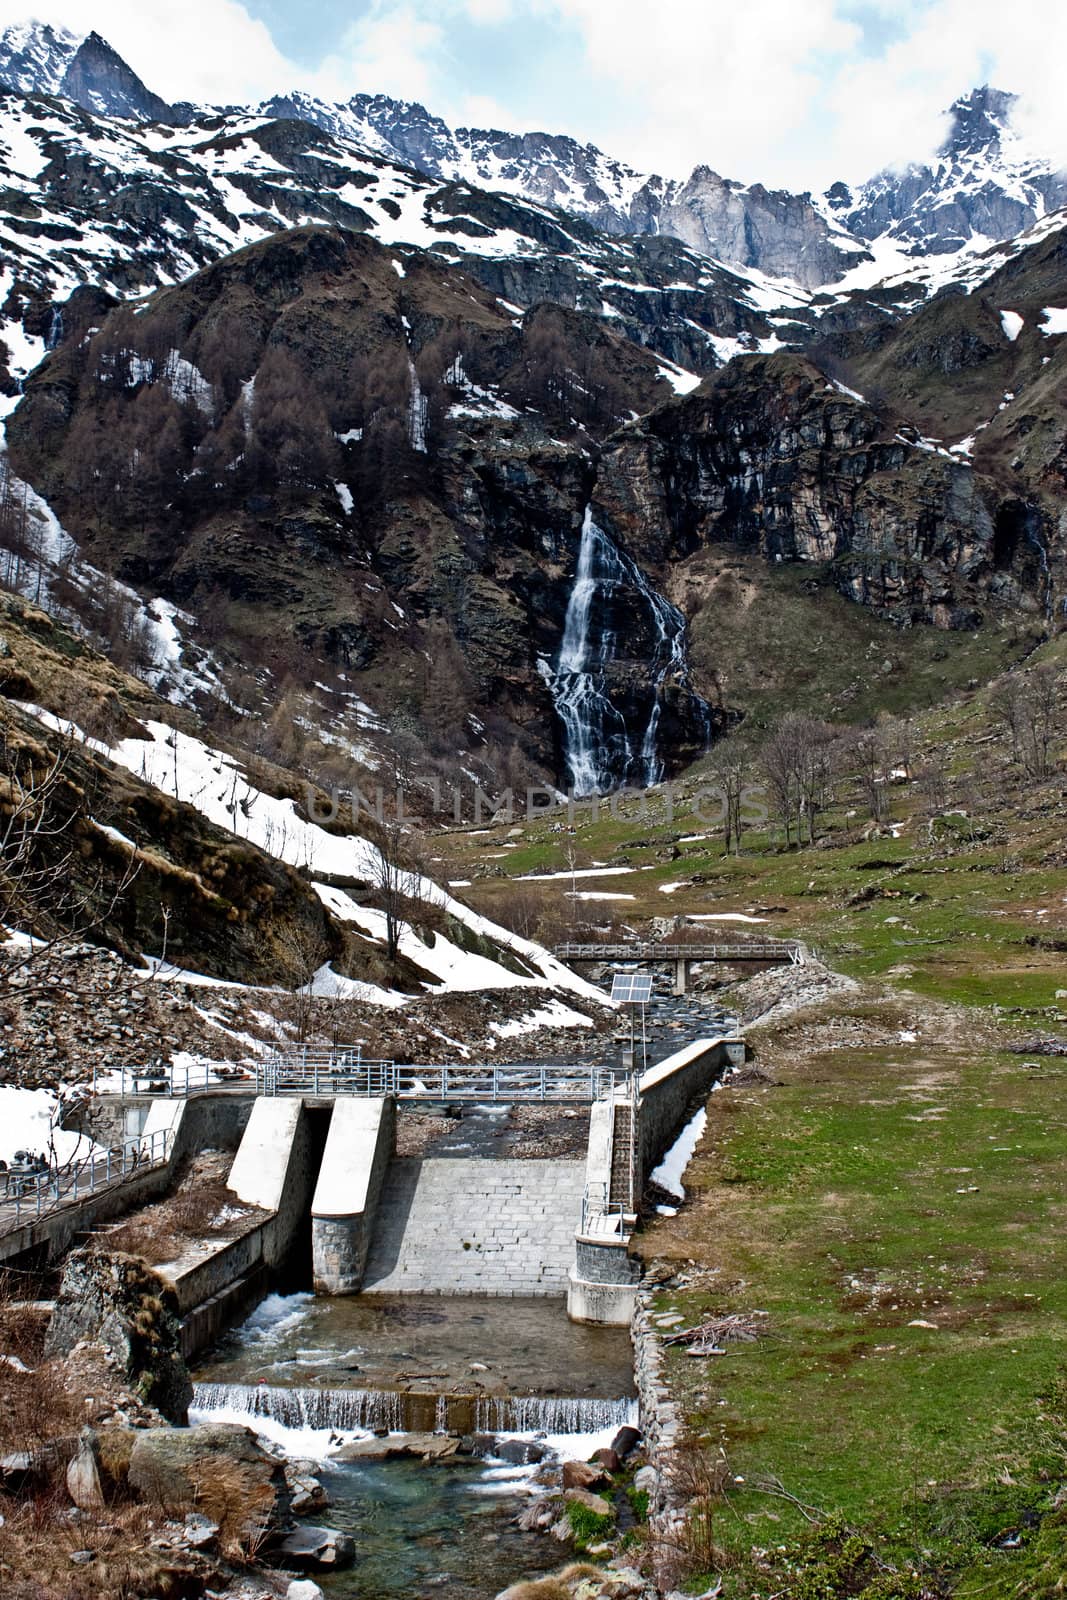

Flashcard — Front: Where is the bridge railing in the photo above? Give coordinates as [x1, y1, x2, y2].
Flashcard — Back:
[555, 941, 801, 962]
[93, 1060, 257, 1097]
[90, 1051, 634, 1103]
[259, 1051, 631, 1102]
[0, 1125, 175, 1233]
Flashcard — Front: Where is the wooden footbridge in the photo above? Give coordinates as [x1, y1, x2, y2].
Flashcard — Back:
[554, 939, 803, 994]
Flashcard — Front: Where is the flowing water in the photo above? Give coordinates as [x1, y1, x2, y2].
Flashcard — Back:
[192, 1292, 637, 1599]
[550, 505, 709, 794]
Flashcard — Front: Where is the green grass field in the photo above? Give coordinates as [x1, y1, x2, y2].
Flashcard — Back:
[643, 1036, 1067, 1595]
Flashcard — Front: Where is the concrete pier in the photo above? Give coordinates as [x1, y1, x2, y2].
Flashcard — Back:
[311, 1098, 396, 1294]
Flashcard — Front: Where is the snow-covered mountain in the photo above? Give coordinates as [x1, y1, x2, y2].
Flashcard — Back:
[0, 22, 173, 121]
[827, 86, 1067, 260]
[258, 88, 868, 290]
[0, 87, 805, 400]
[5, 18, 1063, 297]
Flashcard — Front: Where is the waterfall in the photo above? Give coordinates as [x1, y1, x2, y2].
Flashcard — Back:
[1026, 522, 1053, 621]
[407, 359, 428, 454]
[549, 505, 708, 795]
[193, 1381, 404, 1432]
[46, 306, 64, 350]
[192, 1382, 634, 1437]
[474, 1394, 636, 1433]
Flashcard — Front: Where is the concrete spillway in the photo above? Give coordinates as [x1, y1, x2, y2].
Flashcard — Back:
[361, 1157, 586, 1295]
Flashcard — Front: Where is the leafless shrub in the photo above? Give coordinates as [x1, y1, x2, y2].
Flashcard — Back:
[649, 1442, 731, 1592]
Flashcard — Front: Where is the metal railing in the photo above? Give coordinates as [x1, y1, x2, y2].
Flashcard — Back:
[579, 1180, 628, 1239]
[91, 1051, 634, 1103]
[259, 1050, 631, 1102]
[94, 1060, 257, 1097]
[0, 1126, 175, 1232]
[555, 940, 802, 963]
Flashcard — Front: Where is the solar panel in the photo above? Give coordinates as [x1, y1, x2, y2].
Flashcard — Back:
[610, 973, 653, 1005]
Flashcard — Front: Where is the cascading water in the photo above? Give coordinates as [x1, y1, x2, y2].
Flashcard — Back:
[194, 1381, 405, 1432]
[192, 1380, 634, 1436]
[549, 505, 710, 794]
[193, 1295, 638, 1597]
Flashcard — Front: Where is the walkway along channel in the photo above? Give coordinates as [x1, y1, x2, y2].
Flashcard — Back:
[101, 1053, 632, 1102]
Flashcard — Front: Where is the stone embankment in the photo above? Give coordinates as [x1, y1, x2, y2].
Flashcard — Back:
[630, 1298, 687, 1530]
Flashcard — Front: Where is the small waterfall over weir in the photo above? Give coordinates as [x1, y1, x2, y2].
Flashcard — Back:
[192, 1381, 634, 1437]
[549, 505, 710, 795]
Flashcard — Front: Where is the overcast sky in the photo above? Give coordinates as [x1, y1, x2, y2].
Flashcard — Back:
[17, 0, 1067, 189]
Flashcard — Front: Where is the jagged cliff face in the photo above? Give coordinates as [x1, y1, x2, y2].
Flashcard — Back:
[7, 225, 715, 781]
[8, 229, 1051, 795]
[660, 169, 864, 290]
[1, 23, 1064, 792]
[593, 355, 1043, 630]
[0, 89, 788, 405]
[0, 24, 173, 122]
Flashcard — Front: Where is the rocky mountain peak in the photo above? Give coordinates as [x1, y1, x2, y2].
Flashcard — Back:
[0, 17, 80, 95]
[58, 28, 174, 123]
[943, 84, 1019, 158]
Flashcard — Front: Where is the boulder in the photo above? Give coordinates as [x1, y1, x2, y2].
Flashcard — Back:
[564, 1486, 616, 1522]
[128, 1423, 290, 1542]
[45, 1249, 192, 1424]
[593, 1447, 622, 1473]
[609, 1425, 641, 1460]
[289, 1472, 329, 1514]
[287, 1583, 325, 1600]
[493, 1437, 546, 1465]
[562, 1459, 610, 1491]
[274, 1524, 355, 1571]
[66, 1429, 104, 1511]
[465, 1432, 498, 1456]
[332, 1433, 458, 1463]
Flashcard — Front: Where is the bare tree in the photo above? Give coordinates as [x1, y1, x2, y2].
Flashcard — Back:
[706, 737, 755, 855]
[849, 725, 894, 824]
[276, 920, 326, 1043]
[760, 715, 836, 847]
[994, 664, 1061, 781]
[369, 799, 433, 965]
[0, 718, 140, 1001]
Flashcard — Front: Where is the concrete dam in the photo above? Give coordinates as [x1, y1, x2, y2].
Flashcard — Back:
[0, 1035, 745, 1345]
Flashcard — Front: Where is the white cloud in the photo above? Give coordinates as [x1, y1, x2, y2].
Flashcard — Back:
[11, 0, 294, 103]
[316, 2, 447, 104]
[542, 0, 1067, 186]
[533, 0, 863, 185]
[459, 91, 518, 131]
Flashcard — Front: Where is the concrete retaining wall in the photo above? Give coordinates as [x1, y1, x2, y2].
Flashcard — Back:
[631, 1297, 688, 1534]
[567, 1097, 640, 1325]
[227, 1097, 313, 1269]
[637, 1036, 744, 1189]
[0, 1100, 189, 1268]
[72, 1094, 253, 1156]
[311, 1098, 396, 1294]
[163, 1097, 318, 1353]
[568, 1036, 744, 1325]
